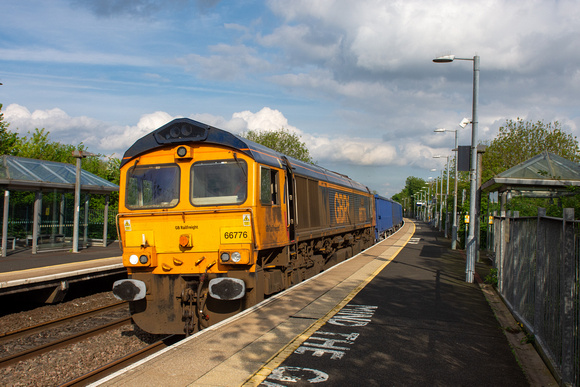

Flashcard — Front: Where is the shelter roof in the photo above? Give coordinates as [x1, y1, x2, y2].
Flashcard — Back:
[0, 155, 118, 193]
[482, 151, 580, 194]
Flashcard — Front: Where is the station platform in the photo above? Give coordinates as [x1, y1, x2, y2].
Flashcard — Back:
[93, 220, 556, 387]
[0, 243, 123, 297]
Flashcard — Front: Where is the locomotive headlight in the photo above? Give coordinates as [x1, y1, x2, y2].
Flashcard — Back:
[220, 252, 230, 262]
[139, 255, 149, 264]
[129, 254, 139, 265]
[231, 251, 242, 263]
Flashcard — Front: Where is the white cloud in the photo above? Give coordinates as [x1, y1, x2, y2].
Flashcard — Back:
[0, 48, 154, 67]
[5, 103, 105, 140]
[98, 111, 175, 153]
[267, 0, 580, 73]
[307, 135, 397, 166]
[174, 44, 272, 80]
[258, 24, 341, 64]
[3, 103, 449, 171]
[3, 104, 174, 157]
[4, 0, 580, 197]
[233, 107, 302, 135]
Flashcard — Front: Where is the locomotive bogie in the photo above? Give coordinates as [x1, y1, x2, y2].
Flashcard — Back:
[128, 271, 255, 334]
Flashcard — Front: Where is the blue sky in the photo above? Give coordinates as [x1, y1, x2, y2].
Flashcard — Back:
[2, 0, 580, 197]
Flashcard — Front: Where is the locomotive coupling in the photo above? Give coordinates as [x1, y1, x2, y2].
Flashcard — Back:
[112, 279, 147, 301]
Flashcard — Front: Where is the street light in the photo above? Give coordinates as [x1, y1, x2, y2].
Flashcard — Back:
[426, 179, 433, 223]
[444, 155, 450, 237]
[432, 157, 445, 232]
[433, 54, 480, 283]
[430, 169, 438, 228]
[435, 128, 459, 249]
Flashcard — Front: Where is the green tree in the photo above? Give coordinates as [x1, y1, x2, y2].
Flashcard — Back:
[0, 104, 19, 155]
[393, 176, 427, 201]
[242, 128, 313, 163]
[17, 128, 84, 162]
[13, 127, 121, 183]
[392, 176, 429, 214]
[482, 118, 580, 182]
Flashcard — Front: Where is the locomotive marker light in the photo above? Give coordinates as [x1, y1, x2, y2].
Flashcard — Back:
[176, 146, 188, 157]
[433, 54, 480, 283]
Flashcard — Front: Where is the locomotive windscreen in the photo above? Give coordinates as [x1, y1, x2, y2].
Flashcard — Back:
[190, 159, 247, 206]
[125, 164, 180, 209]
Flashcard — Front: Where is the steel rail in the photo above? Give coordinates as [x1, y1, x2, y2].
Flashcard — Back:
[0, 301, 127, 344]
[60, 335, 181, 386]
[0, 316, 131, 368]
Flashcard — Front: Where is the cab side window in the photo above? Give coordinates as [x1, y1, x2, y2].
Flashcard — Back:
[260, 166, 279, 205]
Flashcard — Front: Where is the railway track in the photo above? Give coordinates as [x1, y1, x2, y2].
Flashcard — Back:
[61, 334, 181, 386]
[0, 301, 130, 368]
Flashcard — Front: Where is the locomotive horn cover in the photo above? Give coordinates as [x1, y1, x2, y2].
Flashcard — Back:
[208, 278, 245, 300]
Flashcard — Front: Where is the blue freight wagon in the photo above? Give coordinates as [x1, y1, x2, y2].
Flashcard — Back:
[374, 194, 403, 241]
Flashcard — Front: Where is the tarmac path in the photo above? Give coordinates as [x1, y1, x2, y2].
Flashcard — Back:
[257, 222, 530, 386]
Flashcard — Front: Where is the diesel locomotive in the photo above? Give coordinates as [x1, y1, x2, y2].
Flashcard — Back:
[112, 118, 389, 335]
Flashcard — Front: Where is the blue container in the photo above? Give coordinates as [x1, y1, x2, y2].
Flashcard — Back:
[374, 194, 403, 241]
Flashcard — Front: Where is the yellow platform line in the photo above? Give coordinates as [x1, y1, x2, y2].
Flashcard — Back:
[242, 221, 416, 386]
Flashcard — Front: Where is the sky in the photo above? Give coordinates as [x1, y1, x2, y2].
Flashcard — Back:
[1, 0, 580, 197]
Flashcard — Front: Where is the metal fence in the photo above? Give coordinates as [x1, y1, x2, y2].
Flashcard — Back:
[492, 208, 579, 386]
[2, 206, 118, 251]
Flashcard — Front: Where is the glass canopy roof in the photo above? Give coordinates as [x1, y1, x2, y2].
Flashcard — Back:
[0, 155, 118, 193]
[482, 151, 580, 193]
[498, 151, 580, 180]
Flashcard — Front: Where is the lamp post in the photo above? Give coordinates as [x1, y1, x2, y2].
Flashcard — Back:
[419, 191, 423, 220]
[432, 158, 445, 232]
[421, 190, 426, 221]
[426, 179, 432, 223]
[445, 155, 450, 238]
[430, 170, 437, 226]
[435, 128, 459, 249]
[423, 190, 429, 222]
[439, 169, 444, 232]
[433, 54, 480, 283]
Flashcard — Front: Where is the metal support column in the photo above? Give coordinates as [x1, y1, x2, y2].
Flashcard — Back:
[103, 194, 109, 247]
[2, 190, 9, 257]
[83, 194, 89, 247]
[32, 191, 42, 254]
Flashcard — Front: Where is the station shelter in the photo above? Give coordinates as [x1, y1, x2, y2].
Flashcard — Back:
[482, 151, 580, 211]
[1, 155, 119, 257]
[481, 151, 580, 252]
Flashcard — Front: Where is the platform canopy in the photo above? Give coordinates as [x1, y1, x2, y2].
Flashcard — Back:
[1, 155, 119, 257]
[482, 151, 580, 198]
[0, 155, 118, 193]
